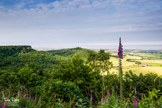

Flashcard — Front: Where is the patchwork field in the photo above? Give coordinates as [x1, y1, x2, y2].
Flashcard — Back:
[108, 50, 162, 76]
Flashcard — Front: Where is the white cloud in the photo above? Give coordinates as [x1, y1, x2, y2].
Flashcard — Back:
[0, 0, 162, 47]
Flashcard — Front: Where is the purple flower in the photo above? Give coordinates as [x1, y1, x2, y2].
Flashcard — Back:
[132, 99, 138, 106]
[101, 98, 103, 102]
[90, 93, 93, 103]
[104, 97, 107, 101]
[35, 96, 37, 100]
[107, 93, 110, 98]
[107, 89, 111, 98]
[118, 37, 123, 59]
[90, 98, 93, 102]
[107, 93, 110, 97]
[0, 104, 6, 108]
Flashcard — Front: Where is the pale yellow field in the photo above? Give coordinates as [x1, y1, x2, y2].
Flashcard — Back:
[110, 56, 137, 66]
[140, 60, 162, 63]
[128, 67, 162, 76]
[124, 55, 142, 60]
[110, 60, 135, 66]
[109, 67, 162, 76]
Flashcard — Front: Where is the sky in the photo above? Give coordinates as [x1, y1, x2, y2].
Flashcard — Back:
[0, 0, 162, 49]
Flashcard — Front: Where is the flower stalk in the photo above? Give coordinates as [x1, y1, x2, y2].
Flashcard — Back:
[118, 37, 123, 107]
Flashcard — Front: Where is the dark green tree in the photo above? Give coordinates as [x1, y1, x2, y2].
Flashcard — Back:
[52, 55, 92, 95]
[17, 64, 42, 89]
[86, 49, 112, 75]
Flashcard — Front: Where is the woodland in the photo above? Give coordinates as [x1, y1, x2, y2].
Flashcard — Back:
[0, 45, 162, 108]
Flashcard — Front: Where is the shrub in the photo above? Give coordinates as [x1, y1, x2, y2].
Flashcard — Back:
[40, 80, 89, 107]
[123, 70, 162, 100]
[52, 55, 92, 96]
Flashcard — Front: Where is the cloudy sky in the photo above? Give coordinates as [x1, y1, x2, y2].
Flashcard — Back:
[0, 0, 162, 49]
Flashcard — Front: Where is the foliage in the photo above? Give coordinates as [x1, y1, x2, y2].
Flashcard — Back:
[0, 49, 68, 71]
[86, 49, 113, 75]
[1, 46, 162, 107]
[0, 45, 33, 57]
[17, 64, 42, 88]
[126, 59, 141, 62]
[135, 61, 141, 65]
[52, 55, 92, 95]
[123, 70, 162, 100]
[47, 47, 91, 61]
[40, 80, 89, 107]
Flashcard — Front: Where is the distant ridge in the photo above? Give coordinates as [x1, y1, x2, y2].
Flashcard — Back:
[47, 47, 95, 61]
[0, 45, 32, 49]
[0, 45, 34, 57]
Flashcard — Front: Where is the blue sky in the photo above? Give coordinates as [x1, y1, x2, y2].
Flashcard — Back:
[0, 0, 162, 49]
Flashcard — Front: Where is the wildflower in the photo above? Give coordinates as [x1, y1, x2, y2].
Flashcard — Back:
[0, 104, 6, 108]
[35, 96, 37, 100]
[90, 97, 93, 102]
[101, 98, 103, 102]
[118, 37, 123, 59]
[132, 99, 138, 106]
[107, 88, 111, 98]
[90, 93, 93, 103]
[118, 37, 123, 107]
[104, 97, 107, 102]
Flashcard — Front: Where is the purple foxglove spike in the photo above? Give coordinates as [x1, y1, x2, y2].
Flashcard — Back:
[90, 98, 93, 102]
[107, 93, 110, 97]
[101, 98, 103, 102]
[132, 99, 138, 106]
[118, 37, 123, 59]
[107, 88, 111, 97]
[90, 93, 93, 103]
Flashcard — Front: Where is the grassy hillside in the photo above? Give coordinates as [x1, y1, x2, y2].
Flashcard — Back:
[0, 46, 69, 70]
[47, 47, 95, 61]
[0, 46, 96, 71]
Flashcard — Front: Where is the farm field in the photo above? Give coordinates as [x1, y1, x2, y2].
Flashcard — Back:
[108, 50, 162, 76]
[109, 67, 162, 76]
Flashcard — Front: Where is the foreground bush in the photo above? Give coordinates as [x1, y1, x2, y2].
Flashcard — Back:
[40, 79, 89, 107]
[1, 86, 162, 108]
